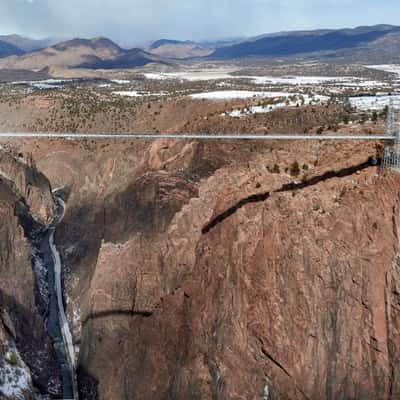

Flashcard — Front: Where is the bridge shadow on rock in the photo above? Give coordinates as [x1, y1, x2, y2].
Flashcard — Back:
[202, 156, 380, 234]
[202, 192, 270, 234]
[55, 200, 104, 283]
[277, 157, 380, 193]
[81, 309, 153, 326]
[104, 172, 198, 243]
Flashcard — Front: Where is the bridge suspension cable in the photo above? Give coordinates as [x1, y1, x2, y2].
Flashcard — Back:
[0, 132, 396, 140]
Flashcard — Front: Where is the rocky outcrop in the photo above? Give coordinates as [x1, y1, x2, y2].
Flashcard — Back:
[0, 149, 55, 233]
[0, 149, 60, 398]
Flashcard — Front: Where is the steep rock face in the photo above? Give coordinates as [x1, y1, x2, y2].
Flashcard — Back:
[21, 136, 398, 399]
[0, 150, 59, 397]
[0, 150, 55, 226]
[59, 138, 400, 399]
[183, 172, 400, 400]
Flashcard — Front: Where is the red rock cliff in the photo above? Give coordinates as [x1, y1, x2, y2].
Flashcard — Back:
[44, 138, 400, 400]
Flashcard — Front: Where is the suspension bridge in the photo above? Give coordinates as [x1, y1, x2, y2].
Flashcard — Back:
[0, 132, 395, 140]
[1, 105, 400, 168]
[0, 105, 399, 141]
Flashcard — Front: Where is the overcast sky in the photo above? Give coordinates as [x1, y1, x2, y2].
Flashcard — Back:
[1, 0, 400, 46]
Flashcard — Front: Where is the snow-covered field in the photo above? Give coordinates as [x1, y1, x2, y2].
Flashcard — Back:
[190, 90, 293, 100]
[12, 79, 71, 89]
[144, 70, 390, 88]
[244, 75, 352, 85]
[221, 94, 329, 117]
[144, 69, 237, 81]
[144, 71, 356, 85]
[246, 76, 390, 88]
[342, 80, 389, 88]
[349, 94, 400, 111]
[189, 85, 400, 113]
[367, 65, 400, 77]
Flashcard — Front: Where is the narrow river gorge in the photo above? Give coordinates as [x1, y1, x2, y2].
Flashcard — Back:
[30, 192, 78, 399]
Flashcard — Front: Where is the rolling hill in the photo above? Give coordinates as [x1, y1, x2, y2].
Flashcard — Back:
[149, 39, 213, 58]
[0, 37, 165, 70]
[80, 48, 166, 69]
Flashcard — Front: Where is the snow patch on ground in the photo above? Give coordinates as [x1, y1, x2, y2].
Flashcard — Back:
[190, 90, 293, 100]
[245, 75, 352, 85]
[12, 79, 71, 90]
[367, 65, 400, 77]
[72, 307, 81, 327]
[113, 90, 167, 97]
[0, 343, 33, 400]
[145, 72, 349, 84]
[261, 383, 270, 400]
[341, 80, 389, 88]
[247, 76, 388, 88]
[144, 70, 236, 81]
[111, 79, 130, 84]
[349, 94, 400, 110]
[144, 70, 388, 88]
[223, 94, 329, 117]
[72, 306, 81, 358]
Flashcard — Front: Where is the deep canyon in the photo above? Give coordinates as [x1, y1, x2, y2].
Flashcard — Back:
[1, 135, 400, 400]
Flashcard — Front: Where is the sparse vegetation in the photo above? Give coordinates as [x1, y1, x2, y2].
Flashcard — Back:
[290, 161, 301, 177]
[272, 164, 281, 174]
[7, 351, 18, 366]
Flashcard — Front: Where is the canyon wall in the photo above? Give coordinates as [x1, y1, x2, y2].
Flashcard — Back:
[0, 149, 59, 398]
[3, 137, 400, 399]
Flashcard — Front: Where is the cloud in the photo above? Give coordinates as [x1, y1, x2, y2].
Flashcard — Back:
[0, 0, 399, 46]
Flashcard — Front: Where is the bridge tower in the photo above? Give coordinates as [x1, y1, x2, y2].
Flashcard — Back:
[382, 102, 400, 171]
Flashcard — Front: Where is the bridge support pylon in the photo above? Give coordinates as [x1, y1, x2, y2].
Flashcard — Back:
[382, 103, 400, 171]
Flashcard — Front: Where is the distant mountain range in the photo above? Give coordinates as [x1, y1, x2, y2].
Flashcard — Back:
[1, 25, 400, 71]
[0, 34, 55, 53]
[210, 24, 400, 61]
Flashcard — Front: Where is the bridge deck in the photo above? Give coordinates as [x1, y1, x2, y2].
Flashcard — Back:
[0, 133, 396, 140]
